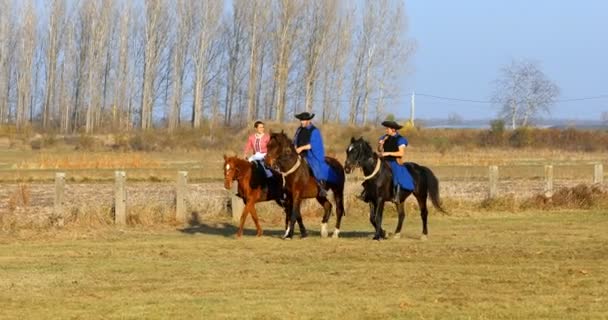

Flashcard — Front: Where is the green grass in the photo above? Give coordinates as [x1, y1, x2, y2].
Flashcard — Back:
[1, 211, 607, 319]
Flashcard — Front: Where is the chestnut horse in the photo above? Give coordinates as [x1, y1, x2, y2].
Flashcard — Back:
[344, 137, 445, 240]
[223, 155, 307, 238]
[264, 132, 346, 239]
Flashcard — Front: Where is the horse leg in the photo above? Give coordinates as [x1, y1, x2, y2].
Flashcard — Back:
[249, 204, 263, 237]
[284, 198, 301, 240]
[394, 192, 411, 239]
[416, 193, 429, 241]
[297, 216, 308, 238]
[394, 202, 406, 239]
[368, 201, 377, 230]
[237, 201, 250, 238]
[317, 196, 333, 238]
[373, 199, 386, 240]
[332, 192, 345, 238]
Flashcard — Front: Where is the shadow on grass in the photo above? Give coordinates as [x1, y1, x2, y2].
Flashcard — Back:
[178, 213, 375, 239]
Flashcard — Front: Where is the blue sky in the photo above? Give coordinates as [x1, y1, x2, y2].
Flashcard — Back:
[396, 0, 608, 120]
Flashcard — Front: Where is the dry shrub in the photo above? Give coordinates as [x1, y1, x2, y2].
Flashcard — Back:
[7, 184, 30, 211]
[522, 184, 608, 210]
[64, 204, 114, 227]
[128, 203, 176, 226]
[479, 194, 519, 212]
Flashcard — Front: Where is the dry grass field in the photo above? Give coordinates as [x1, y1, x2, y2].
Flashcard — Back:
[1, 211, 607, 319]
[1, 129, 607, 319]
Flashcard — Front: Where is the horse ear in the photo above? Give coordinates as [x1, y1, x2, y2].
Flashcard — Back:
[223, 154, 227, 160]
[281, 129, 284, 134]
[350, 136, 355, 143]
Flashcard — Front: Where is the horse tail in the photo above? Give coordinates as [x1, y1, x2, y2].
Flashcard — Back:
[420, 166, 446, 214]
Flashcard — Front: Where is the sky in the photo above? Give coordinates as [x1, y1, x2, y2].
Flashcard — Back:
[394, 0, 608, 120]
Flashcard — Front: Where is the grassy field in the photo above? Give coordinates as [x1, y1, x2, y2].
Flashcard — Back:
[1, 211, 607, 319]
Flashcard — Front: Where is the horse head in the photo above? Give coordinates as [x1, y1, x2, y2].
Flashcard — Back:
[265, 131, 295, 169]
[344, 136, 374, 174]
[223, 155, 243, 189]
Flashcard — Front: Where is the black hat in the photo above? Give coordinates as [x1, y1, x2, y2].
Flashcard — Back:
[295, 112, 315, 120]
[381, 120, 403, 130]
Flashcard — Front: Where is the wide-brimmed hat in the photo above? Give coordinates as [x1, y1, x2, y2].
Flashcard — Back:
[381, 120, 403, 130]
[294, 112, 315, 120]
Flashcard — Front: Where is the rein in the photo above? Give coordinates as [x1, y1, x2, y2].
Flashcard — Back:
[362, 157, 382, 181]
[277, 155, 302, 187]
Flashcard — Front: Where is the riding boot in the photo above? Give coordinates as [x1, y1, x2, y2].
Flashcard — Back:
[393, 184, 401, 203]
[317, 180, 328, 198]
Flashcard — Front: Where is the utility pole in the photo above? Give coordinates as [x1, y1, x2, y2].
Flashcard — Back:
[410, 91, 415, 126]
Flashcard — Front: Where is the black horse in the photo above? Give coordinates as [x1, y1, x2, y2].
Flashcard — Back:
[344, 137, 445, 240]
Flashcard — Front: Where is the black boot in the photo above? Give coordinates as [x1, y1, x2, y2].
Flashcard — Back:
[317, 180, 328, 197]
[393, 185, 401, 203]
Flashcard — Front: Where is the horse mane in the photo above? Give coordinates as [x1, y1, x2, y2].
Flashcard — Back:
[225, 156, 252, 171]
[269, 131, 297, 154]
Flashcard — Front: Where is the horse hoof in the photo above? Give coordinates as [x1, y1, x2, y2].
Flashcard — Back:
[393, 233, 401, 239]
[321, 223, 328, 238]
[332, 229, 340, 238]
[420, 235, 428, 241]
[301, 232, 309, 239]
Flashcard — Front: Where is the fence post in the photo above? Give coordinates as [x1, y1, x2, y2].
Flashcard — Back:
[54, 172, 65, 226]
[544, 165, 553, 197]
[114, 171, 127, 225]
[176, 171, 188, 224]
[231, 184, 244, 223]
[594, 163, 604, 185]
[488, 165, 499, 198]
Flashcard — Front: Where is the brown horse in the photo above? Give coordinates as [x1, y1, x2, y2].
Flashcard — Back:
[223, 155, 307, 238]
[264, 131, 346, 239]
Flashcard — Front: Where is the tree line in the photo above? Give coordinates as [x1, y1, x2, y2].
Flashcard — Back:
[0, 0, 414, 133]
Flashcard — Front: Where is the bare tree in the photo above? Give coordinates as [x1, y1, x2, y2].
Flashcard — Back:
[42, 0, 66, 129]
[491, 59, 560, 129]
[192, 0, 223, 128]
[0, 0, 14, 124]
[243, 0, 270, 124]
[112, 1, 132, 131]
[322, 7, 352, 123]
[300, 0, 337, 115]
[272, 0, 302, 123]
[16, 1, 37, 130]
[167, 0, 195, 132]
[140, 0, 169, 130]
[84, 1, 113, 133]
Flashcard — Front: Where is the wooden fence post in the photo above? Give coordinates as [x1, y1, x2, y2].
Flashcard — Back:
[176, 171, 188, 224]
[488, 165, 499, 198]
[544, 165, 553, 197]
[54, 172, 65, 226]
[114, 171, 127, 225]
[594, 163, 603, 185]
[231, 184, 244, 223]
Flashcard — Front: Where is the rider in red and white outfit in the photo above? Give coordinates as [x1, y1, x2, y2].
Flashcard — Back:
[244, 121, 272, 177]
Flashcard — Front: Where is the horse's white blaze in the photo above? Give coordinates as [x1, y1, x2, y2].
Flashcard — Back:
[225, 164, 231, 171]
[348, 145, 353, 152]
[321, 223, 328, 238]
